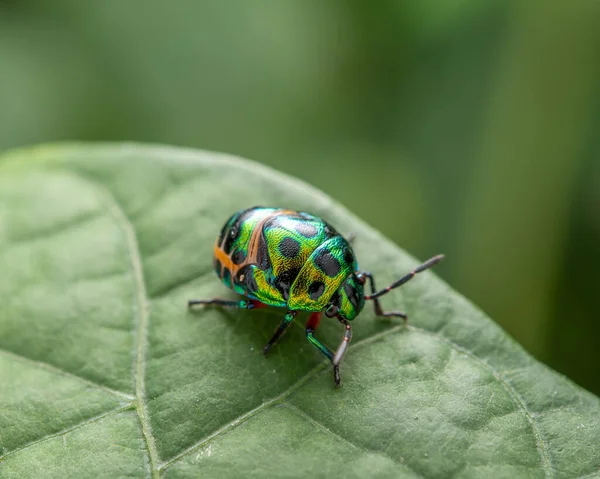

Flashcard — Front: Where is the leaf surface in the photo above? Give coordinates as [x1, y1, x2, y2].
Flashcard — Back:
[0, 144, 598, 478]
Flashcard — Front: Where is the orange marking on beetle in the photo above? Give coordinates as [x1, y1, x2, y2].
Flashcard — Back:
[213, 244, 236, 278]
[213, 208, 298, 286]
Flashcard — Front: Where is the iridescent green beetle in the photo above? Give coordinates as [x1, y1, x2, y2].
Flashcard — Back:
[188, 207, 443, 386]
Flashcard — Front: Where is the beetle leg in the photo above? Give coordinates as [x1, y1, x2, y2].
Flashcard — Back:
[263, 310, 297, 356]
[305, 312, 334, 360]
[332, 317, 352, 371]
[357, 272, 408, 322]
[188, 298, 268, 309]
[305, 312, 347, 386]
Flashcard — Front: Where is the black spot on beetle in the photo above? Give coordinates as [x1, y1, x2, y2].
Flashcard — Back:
[278, 237, 301, 258]
[314, 249, 341, 278]
[257, 232, 271, 270]
[223, 207, 255, 254]
[294, 222, 318, 238]
[308, 281, 325, 301]
[343, 248, 354, 266]
[223, 227, 239, 254]
[237, 266, 258, 294]
[274, 267, 301, 300]
[344, 282, 360, 310]
[247, 276, 258, 294]
[330, 290, 341, 308]
[232, 249, 246, 265]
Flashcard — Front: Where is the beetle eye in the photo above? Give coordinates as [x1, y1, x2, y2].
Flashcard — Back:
[325, 305, 339, 318]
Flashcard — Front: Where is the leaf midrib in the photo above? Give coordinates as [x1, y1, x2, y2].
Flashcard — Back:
[83, 176, 161, 477]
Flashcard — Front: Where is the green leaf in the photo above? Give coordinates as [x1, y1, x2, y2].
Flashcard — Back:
[0, 143, 598, 478]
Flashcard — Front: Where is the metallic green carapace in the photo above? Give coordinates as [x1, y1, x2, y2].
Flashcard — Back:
[189, 206, 444, 386]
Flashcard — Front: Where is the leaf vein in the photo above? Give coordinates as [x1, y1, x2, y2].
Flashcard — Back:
[159, 362, 330, 471]
[160, 324, 410, 470]
[80, 176, 161, 479]
[282, 403, 424, 476]
[407, 324, 555, 478]
[1, 210, 104, 250]
[0, 347, 134, 401]
[162, 321, 555, 478]
[0, 403, 135, 462]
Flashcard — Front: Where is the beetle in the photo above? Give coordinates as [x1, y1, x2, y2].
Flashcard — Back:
[188, 207, 443, 386]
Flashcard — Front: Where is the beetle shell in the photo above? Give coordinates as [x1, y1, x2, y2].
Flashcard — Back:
[212, 207, 363, 318]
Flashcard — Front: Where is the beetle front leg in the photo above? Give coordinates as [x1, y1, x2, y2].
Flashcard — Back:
[263, 310, 297, 356]
[359, 256, 444, 321]
[332, 318, 352, 376]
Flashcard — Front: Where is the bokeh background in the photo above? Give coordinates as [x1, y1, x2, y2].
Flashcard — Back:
[1, 1, 599, 394]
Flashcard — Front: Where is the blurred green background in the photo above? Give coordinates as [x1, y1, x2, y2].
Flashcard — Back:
[1, 1, 599, 394]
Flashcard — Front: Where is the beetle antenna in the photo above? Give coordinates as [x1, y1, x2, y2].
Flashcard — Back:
[364, 254, 444, 300]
